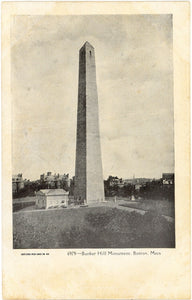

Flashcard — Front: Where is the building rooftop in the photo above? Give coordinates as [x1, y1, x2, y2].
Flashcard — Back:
[38, 189, 68, 195]
[162, 173, 174, 179]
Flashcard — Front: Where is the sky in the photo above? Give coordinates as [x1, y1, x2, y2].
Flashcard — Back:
[12, 15, 174, 181]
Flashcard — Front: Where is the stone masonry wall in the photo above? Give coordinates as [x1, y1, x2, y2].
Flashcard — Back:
[74, 42, 104, 203]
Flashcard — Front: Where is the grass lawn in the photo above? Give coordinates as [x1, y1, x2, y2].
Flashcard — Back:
[118, 198, 175, 217]
[13, 196, 36, 202]
[13, 206, 175, 249]
[13, 196, 36, 212]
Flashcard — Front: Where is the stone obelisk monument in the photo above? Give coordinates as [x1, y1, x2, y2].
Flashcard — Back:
[74, 41, 104, 204]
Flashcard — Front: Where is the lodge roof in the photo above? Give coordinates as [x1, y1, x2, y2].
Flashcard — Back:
[37, 189, 69, 195]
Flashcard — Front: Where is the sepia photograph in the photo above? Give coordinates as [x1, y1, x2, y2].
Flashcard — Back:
[12, 14, 175, 249]
[2, 2, 190, 299]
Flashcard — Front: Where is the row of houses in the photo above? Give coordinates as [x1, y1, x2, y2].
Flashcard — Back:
[106, 173, 174, 190]
[106, 176, 153, 188]
[12, 171, 70, 195]
[40, 172, 70, 189]
[13, 172, 174, 205]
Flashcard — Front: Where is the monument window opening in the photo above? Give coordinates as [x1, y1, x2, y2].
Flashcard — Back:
[90, 51, 92, 56]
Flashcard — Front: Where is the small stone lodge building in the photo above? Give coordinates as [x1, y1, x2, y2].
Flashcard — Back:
[36, 189, 69, 209]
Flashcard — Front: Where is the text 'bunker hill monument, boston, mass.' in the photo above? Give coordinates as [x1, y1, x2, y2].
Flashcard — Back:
[74, 41, 104, 204]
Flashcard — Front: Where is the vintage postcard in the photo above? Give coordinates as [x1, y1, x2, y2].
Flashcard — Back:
[2, 1, 190, 299]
